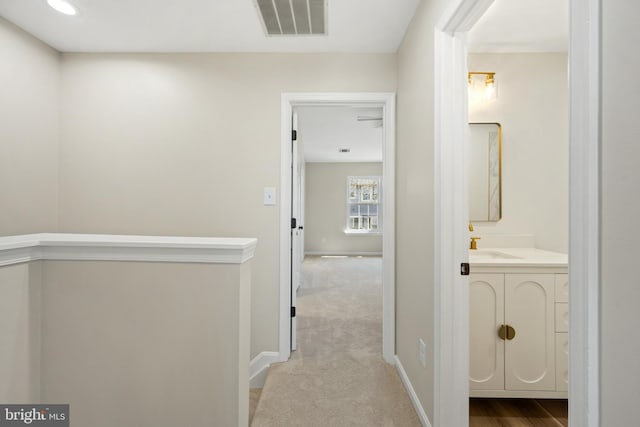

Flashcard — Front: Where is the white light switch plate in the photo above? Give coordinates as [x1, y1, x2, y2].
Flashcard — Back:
[419, 338, 427, 368]
[264, 187, 276, 206]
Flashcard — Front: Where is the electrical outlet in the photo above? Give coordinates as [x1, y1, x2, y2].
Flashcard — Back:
[419, 338, 427, 368]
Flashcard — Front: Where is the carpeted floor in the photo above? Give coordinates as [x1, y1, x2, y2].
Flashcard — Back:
[250, 256, 421, 427]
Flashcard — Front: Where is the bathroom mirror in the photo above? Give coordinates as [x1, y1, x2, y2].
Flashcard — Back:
[468, 123, 502, 221]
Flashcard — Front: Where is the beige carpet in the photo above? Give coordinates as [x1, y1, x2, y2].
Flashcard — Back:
[251, 256, 421, 427]
[249, 388, 262, 425]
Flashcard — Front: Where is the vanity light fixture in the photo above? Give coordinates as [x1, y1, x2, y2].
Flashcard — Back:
[47, 0, 77, 16]
[468, 72, 497, 102]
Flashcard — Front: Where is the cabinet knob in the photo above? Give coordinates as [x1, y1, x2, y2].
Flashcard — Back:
[497, 324, 516, 340]
[498, 324, 507, 340]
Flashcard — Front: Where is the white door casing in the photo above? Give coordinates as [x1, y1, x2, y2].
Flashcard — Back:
[290, 111, 301, 351]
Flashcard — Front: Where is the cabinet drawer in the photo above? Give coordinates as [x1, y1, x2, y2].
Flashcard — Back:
[555, 274, 569, 303]
[555, 303, 569, 332]
[556, 333, 569, 392]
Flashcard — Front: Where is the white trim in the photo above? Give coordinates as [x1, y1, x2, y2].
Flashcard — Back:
[304, 251, 383, 257]
[0, 233, 257, 267]
[249, 351, 280, 388]
[470, 390, 568, 399]
[568, 0, 600, 425]
[434, 0, 600, 426]
[343, 230, 383, 236]
[394, 356, 432, 427]
[434, 2, 493, 426]
[280, 92, 396, 363]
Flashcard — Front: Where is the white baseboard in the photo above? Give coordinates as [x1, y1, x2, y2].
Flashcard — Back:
[304, 251, 383, 257]
[394, 355, 432, 427]
[249, 351, 279, 388]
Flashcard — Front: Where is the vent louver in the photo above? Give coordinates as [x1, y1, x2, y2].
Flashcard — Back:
[255, 0, 326, 36]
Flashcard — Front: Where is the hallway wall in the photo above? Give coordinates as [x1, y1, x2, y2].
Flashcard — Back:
[0, 18, 59, 235]
[395, 0, 449, 420]
[601, 0, 640, 423]
[57, 53, 397, 358]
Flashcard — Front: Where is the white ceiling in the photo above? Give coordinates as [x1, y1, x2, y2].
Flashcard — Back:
[297, 106, 383, 163]
[468, 0, 568, 53]
[0, 0, 420, 53]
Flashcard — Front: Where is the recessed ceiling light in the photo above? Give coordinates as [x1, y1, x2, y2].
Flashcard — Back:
[47, 0, 77, 16]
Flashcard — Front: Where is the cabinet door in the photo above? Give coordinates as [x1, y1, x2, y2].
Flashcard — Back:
[505, 274, 556, 391]
[470, 274, 505, 390]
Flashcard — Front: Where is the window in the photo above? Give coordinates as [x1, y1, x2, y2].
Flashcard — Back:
[346, 176, 381, 233]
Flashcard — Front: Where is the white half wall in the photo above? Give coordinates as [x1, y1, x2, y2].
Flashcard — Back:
[0, 263, 41, 403]
[468, 53, 568, 253]
[304, 162, 383, 255]
[40, 261, 251, 427]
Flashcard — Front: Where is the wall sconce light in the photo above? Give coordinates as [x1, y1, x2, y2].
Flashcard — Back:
[468, 72, 497, 103]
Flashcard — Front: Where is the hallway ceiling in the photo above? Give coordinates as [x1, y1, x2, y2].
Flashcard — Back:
[0, 0, 420, 53]
[468, 0, 568, 52]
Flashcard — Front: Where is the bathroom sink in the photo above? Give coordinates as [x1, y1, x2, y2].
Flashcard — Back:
[469, 250, 522, 260]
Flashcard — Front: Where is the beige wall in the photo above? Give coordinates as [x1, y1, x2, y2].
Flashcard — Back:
[395, 0, 448, 419]
[0, 19, 59, 235]
[601, 0, 640, 423]
[305, 162, 382, 254]
[0, 263, 41, 403]
[468, 53, 568, 253]
[57, 53, 396, 358]
[40, 261, 251, 427]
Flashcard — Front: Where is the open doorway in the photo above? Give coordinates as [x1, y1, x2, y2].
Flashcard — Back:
[293, 105, 385, 356]
[279, 93, 396, 364]
[465, 1, 569, 425]
[433, 0, 600, 427]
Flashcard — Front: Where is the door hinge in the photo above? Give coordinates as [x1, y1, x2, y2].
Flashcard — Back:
[461, 262, 470, 276]
[291, 218, 297, 229]
[292, 130, 297, 141]
[291, 306, 296, 317]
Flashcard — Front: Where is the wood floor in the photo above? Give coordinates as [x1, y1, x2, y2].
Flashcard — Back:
[470, 399, 568, 427]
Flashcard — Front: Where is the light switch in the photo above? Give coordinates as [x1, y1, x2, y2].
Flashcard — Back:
[264, 187, 276, 206]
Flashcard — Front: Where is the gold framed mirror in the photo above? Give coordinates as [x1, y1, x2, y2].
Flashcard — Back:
[468, 122, 502, 222]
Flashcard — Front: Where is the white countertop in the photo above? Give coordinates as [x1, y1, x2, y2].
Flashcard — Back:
[469, 247, 568, 268]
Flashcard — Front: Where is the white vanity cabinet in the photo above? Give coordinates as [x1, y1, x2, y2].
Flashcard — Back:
[469, 261, 568, 398]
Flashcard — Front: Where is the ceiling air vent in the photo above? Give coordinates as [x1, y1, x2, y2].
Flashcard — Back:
[255, 0, 327, 36]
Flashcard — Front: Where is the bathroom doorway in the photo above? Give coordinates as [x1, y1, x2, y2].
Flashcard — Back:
[466, 2, 569, 425]
[433, 0, 600, 426]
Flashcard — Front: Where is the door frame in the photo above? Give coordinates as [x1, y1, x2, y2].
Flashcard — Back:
[279, 92, 396, 363]
[433, 1, 600, 427]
